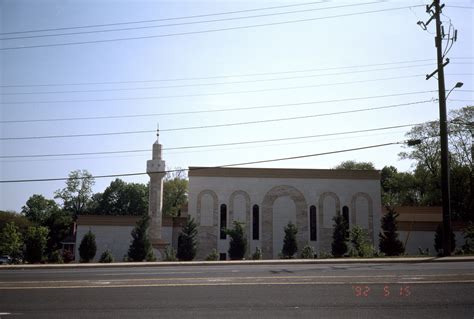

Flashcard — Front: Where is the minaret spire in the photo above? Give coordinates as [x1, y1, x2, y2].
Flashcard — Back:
[147, 127, 167, 258]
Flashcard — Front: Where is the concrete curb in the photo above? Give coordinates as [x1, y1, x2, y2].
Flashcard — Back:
[1, 256, 473, 270]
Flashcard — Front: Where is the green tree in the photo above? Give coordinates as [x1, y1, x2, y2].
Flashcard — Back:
[349, 226, 373, 258]
[43, 210, 73, 255]
[0, 222, 23, 259]
[331, 213, 348, 257]
[128, 215, 153, 262]
[380, 166, 419, 206]
[21, 194, 60, 225]
[24, 226, 49, 263]
[224, 221, 247, 260]
[281, 222, 298, 259]
[55, 169, 95, 219]
[379, 206, 405, 256]
[79, 230, 97, 263]
[334, 160, 376, 170]
[399, 106, 473, 221]
[0, 210, 33, 236]
[163, 171, 188, 217]
[434, 224, 456, 256]
[90, 179, 148, 216]
[177, 217, 198, 261]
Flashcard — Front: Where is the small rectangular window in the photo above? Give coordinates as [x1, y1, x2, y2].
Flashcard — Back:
[219, 253, 227, 260]
[310, 206, 317, 241]
[252, 205, 259, 240]
[220, 204, 227, 240]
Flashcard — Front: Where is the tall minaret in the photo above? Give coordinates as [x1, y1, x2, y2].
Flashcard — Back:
[147, 129, 166, 249]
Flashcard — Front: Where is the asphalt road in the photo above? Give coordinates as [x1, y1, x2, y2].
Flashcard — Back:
[0, 262, 473, 318]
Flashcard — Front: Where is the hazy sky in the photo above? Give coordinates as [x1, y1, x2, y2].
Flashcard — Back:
[1, 0, 473, 212]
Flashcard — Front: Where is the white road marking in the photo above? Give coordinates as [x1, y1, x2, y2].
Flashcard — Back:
[0, 279, 473, 290]
[101, 271, 204, 276]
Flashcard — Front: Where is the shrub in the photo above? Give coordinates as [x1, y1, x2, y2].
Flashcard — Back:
[418, 247, 430, 256]
[177, 217, 198, 261]
[461, 223, 474, 254]
[319, 251, 333, 259]
[48, 250, 64, 264]
[331, 213, 348, 257]
[79, 230, 97, 263]
[251, 247, 262, 260]
[163, 246, 177, 261]
[300, 245, 315, 259]
[62, 250, 74, 263]
[281, 222, 298, 259]
[205, 249, 219, 261]
[145, 249, 156, 262]
[349, 226, 373, 258]
[224, 221, 247, 260]
[99, 249, 114, 263]
[0, 222, 23, 259]
[379, 206, 405, 256]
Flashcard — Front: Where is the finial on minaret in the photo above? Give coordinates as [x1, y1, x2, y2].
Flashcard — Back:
[156, 123, 160, 139]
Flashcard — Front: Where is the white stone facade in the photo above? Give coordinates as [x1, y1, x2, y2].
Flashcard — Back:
[188, 167, 382, 260]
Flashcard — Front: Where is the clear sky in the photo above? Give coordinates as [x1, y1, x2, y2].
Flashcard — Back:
[0, 0, 473, 212]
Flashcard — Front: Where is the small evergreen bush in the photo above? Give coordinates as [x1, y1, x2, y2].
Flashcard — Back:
[177, 217, 198, 261]
[205, 249, 219, 261]
[224, 221, 247, 260]
[163, 246, 177, 261]
[300, 245, 315, 259]
[79, 230, 97, 263]
[99, 249, 114, 263]
[48, 250, 64, 264]
[349, 226, 373, 258]
[128, 215, 153, 262]
[281, 222, 298, 259]
[251, 247, 262, 260]
[379, 206, 404, 256]
[331, 213, 348, 257]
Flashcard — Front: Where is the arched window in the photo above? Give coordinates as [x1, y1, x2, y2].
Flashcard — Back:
[310, 205, 317, 241]
[342, 206, 349, 226]
[252, 205, 259, 240]
[220, 204, 227, 239]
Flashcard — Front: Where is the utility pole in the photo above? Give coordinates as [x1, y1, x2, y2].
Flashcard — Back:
[422, 0, 452, 256]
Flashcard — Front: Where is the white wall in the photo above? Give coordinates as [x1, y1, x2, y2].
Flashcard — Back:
[399, 230, 465, 256]
[75, 225, 134, 262]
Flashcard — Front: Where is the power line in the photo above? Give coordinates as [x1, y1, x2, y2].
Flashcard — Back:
[0, 78, 433, 105]
[0, 58, 437, 88]
[0, 1, 329, 35]
[0, 65, 434, 96]
[446, 5, 474, 9]
[0, 141, 402, 183]
[0, 3, 380, 41]
[1, 130, 411, 163]
[0, 94, 434, 125]
[0, 100, 432, 140]
[0, 6, 423, 51]
[0, 123, 421, 158]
